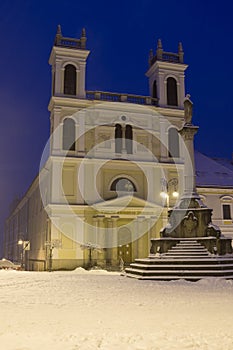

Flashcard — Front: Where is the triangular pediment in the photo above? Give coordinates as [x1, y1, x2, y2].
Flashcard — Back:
[94, 195, 160, 211]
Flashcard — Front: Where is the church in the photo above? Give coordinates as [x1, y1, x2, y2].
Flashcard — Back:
[4, 27, 233, 271]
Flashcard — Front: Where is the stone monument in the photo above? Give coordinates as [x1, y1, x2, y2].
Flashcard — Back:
[126, 96, 233, 280]
[159, 95, 230, 253]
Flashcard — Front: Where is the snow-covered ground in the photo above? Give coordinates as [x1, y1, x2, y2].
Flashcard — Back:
[0, 269, 233, 350]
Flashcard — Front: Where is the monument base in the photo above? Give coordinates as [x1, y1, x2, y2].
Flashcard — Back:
[125, 238, 233, 280]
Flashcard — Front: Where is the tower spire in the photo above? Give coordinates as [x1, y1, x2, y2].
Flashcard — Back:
[148, 49, 153, 66]
[178, 41, 184, 63]
[81, 28, 87, 49]
[81, 27, 86, 37]
[157, 38, 163, 49]
[57, 24, 62, 36]
[156, 39, 163, 60]
[55, 24, 62, 45]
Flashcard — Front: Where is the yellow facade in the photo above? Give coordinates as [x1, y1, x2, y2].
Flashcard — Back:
[4, 28, 232, 271]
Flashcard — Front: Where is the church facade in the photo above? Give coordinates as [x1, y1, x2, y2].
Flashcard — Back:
[4, 27, 233, 271]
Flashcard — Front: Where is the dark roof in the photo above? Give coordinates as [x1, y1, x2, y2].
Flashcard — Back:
[211, 157, 233, 172]
[195, 151, 233, 188]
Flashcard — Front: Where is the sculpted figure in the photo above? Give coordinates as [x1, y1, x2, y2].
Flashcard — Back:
[184, 94, 193, 124]
[183, 211, 198, 236]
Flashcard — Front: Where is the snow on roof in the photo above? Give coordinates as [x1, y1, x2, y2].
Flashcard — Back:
[195, 151, 233, 188]
[211, 157, 233, 172]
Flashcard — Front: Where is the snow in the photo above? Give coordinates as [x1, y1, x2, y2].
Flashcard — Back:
[0, 270, 233, 349]
[195, 151, 233, 187]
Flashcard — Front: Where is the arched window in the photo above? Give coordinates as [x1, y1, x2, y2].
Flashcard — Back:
[167, 77, 178, 106]
[110, 177, 136, 193]
[125, 125, 133, 154]
[220, 196, 233, 220]
[64, 64, 76, 95]
[152, 80, 157, 99]
[115, 124, 122, 153]
[168, 128, 179, 158]
[63, 118, 75, 151]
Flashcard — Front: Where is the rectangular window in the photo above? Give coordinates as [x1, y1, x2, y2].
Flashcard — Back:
[223, 204, 232, 220]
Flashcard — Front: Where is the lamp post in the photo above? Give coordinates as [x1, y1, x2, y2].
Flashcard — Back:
[80, 242, 102, 269]
[17, 239, 30, 270]
[45, 239, 62, 272]
[160, 178, 179, 209]
[46, 241, 54, 272]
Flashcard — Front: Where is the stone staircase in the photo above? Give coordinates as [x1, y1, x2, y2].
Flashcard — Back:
[125, 240, 233, 280]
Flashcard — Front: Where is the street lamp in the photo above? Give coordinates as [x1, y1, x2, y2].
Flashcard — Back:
[45, 239, 62, 272]
[80, 242, 102, 269]
[17, 239, 30, 270]
[160, 178, 179, 209]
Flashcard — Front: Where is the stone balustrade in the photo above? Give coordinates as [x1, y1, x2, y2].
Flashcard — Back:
[86, 91, 158, 106]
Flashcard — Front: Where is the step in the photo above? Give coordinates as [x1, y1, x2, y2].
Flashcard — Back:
[146, 257, 233, 263]
[126, 273, 233, 280]
[164, 252, 210, 256]
[176, 242, 201, 246]
[130, 263, 233, 269]
[176, 241, 201, 243]
[165, 250, 209, 253]
[125, 268, 233, 276]
[165, 256, 211, 259]
[126, 238, 233, 280]
[170, 246, 207, 250]
[167, 249, 209, 253]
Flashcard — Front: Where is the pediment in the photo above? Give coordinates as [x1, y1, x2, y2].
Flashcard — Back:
[94, 195, 160, 210]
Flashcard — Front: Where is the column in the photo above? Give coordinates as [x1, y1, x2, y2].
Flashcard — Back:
[78, 62, 86, 98]
[160, 120, 168, 161]
[179, 126, 198, 197]
[111, 216, 119, 265]
[158, 71, 165, 106]
[54, 59, 62, 94]
[121, 125, 127, 154]
[105, 218, 113, 265]
[95, 215, 106, 266]
[137, 216, 146, 258]
[77, 112, 85, 156]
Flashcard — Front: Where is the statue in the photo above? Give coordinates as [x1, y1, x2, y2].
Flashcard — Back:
[184, 94, 193, 125]
[182, 211, 198, 236]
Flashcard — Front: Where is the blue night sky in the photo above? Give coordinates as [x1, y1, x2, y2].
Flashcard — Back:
[0, 0, 233, 254]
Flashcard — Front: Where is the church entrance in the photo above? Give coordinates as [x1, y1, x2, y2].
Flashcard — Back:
[118, 227, 132, 265]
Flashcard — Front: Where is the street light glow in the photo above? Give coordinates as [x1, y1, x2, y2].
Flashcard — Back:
[160, 191, 168, 199]
[172, 191, 179, 198]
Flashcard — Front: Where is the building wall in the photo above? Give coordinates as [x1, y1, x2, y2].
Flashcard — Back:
[197, 187, 233, 239]
[4, 176, 48, 270]
[4, 32, 233, 270]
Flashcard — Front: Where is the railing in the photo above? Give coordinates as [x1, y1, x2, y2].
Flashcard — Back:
[150, 51, 183, 66]
[86, 91, 158, 106]
[56, 37, 82, 49]
[162, 52, 180, 63]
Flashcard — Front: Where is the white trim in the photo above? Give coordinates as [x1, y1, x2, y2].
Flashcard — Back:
[220, 195, 233, 202]
[62, 61, 80, 71]
[109, 175, 138, 192]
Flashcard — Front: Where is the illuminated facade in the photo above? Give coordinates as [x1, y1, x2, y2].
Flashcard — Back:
[4, 27, 233, 270]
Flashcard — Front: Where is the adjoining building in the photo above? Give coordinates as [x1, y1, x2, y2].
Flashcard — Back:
[4, 27, 233, 271]
[195, 151, 233, 239]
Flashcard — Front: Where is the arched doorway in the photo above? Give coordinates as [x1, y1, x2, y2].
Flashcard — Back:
[118, 227, 132, 265]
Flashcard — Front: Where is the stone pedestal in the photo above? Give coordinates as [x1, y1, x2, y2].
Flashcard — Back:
[126, 96, 233, 280]
[159, 96, 228, 250]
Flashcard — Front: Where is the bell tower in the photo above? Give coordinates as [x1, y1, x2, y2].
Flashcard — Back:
[146, 39, 188, 109]
[49, 25, 90, 99]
